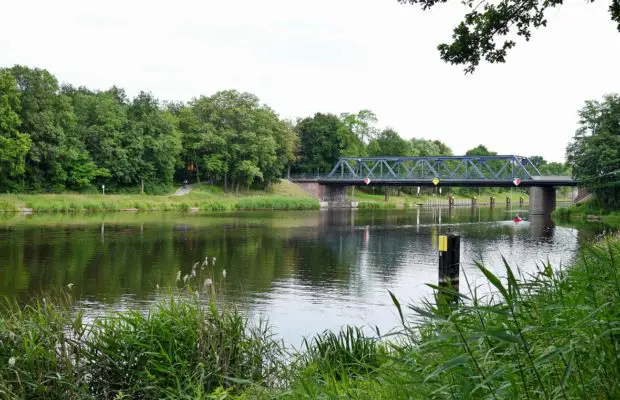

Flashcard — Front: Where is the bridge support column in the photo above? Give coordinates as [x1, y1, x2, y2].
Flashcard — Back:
[319, 184, 347, 202]
[529, 186, 556, 216]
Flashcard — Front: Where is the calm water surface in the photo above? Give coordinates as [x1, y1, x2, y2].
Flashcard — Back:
[0, 208, 597, 345]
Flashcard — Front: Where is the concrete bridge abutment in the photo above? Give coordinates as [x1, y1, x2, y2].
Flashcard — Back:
[294, 181, 348, 202]
[529, 186, 556, 216]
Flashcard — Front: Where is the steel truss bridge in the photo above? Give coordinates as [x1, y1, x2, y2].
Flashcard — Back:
[291, 156, 577, 187]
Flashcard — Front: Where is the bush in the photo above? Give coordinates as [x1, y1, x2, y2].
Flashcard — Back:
[236, 197, 318, 210]
[0, 295, 87, 399]
[299, 326, 384, 381]
[84, 297, 281, 398]
[0, 293, 282, 399]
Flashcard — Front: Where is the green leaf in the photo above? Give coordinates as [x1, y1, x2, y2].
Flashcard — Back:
[424, 355, 471, 382]
[502, 255, 519, 300]
[561, 351, 574, 388]
[474, 261, 511, 303]
[426, 283, 471, 301]
[485, 329, 522, 344]
[388, 290, 404, 325]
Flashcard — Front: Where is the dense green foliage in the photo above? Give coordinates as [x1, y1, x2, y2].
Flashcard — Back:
[294, 113, 362, 174]
[529, 155, 571, 176]
[174, 90, 299, 191]
[1, 237, 619, 398]
[0, 66, 304, 194]
[398, 0, 620, 73]
[566, 94, 620, 210]
[1, 64, 610, 204]
[0, 64, 455, 192]
[0, 294, 281, 399]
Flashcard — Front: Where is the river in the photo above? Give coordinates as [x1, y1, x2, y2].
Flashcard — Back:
[0, 208, 603, 346]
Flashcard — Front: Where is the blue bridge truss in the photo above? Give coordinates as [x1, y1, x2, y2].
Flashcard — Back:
[291, 156, 576, 187]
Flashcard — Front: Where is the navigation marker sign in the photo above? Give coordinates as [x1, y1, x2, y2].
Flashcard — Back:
[364, 177, 371, 185]
[432, 178, 440, 186]
[513, 178, 521, 186]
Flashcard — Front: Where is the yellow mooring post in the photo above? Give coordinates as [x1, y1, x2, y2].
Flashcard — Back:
[438, 233, 460, 304]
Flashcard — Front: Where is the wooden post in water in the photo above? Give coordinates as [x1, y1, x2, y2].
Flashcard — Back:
[490, 196, 495, 207]
[519, 197, 524, 208]
[472, 197, 477, 207]
[438, 233, 460, 304]
[506, 196, 511, 208]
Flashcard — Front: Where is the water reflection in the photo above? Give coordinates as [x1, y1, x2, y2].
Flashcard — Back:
[529, 215, 556, 241]
[0, 208, 598, 345]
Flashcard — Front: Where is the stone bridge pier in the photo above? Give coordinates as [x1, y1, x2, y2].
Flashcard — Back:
[529, 186, 556, 216]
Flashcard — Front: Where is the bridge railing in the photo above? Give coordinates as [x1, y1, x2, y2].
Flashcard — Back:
[323, 156, 542, 181]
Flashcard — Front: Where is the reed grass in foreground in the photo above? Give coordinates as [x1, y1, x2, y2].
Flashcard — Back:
[284, 236, 620, 399]
[1, 237, 619, 399]
[0, 293, 283, 399]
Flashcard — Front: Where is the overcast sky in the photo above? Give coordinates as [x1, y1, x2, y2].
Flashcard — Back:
[1, 0, 619, 162]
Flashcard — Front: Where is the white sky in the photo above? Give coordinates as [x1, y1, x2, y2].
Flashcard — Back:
[1, 0, 619, 162]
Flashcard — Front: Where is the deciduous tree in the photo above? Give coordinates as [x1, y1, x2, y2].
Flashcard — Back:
[398, 0, 620, 73]
[567, 94, 620, 210]
[295, 113, 361, 174]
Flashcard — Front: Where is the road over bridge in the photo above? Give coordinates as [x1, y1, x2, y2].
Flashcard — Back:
[291, 156, 578, 216]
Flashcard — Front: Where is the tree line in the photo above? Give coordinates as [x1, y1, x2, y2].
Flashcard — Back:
[0, 65, 584, 196]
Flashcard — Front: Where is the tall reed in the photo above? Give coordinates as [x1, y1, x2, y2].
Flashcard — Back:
[288, 237, 620, 399]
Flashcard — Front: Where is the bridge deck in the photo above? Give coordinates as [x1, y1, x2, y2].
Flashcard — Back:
[291, 177, 576, 187]
[290, 156, 578, 187]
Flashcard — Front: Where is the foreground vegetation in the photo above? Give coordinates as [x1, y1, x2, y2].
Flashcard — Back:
[1, 236, 619, 399]
[0, 181, 319, 213]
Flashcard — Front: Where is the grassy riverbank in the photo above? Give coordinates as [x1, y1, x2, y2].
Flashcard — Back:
[1, 236, 618, 398]
[0, 181, 319, 213]
[553, 202, 620, 227]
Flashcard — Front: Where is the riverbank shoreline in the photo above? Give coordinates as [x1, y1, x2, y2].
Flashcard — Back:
[553, 204, 620, 227]
[0, 181, 321, 213]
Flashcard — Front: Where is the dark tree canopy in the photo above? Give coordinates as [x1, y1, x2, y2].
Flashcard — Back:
[566, 94, 620, 210]
[399, 0, 620, 73]
[368, 128, 411, 156]
[294, 113, 361, 174]
[465, 144, 496, 156]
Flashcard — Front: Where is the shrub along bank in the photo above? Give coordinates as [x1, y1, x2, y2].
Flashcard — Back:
[1, 237, 619, 399]
[553, 202, 620, 227]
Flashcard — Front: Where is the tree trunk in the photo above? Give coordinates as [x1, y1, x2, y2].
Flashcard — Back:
[195, 163, 200, 184]
[141, 179, 144, 194]
[224, 174, 228, 192]
[384, 188, 389, 202]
